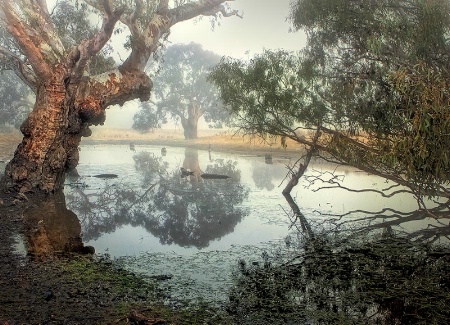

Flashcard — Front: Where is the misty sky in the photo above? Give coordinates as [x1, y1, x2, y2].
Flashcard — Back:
[170, 0, 306, 58]
[101, 0, 307, 129]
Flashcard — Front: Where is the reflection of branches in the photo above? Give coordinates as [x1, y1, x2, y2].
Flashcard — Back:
[65, 149, 250, 248]
[66, 185, 144, 241]
[145, 154, 250, 248]
[124, 182, 157, 211]
[281, 171, 450, 248]
[314, 201, 450, 244]
[282, 193, 314, 239]
[406, 224, 450, 244]
[304, 170, 415, 198]
[317, 205, 422, 220]
[228, 231, 450, 325]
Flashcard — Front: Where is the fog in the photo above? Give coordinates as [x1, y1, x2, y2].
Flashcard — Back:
[103, 0, 307, 129]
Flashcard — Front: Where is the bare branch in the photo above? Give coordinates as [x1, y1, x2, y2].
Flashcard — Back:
[169, 0, 242, 23]
[0, 0, 52, 79]
[70, 0, 125, 83]
[304, 172, 415, 198]
[0, 45, 38, 92]
[283, 128, 321, 194]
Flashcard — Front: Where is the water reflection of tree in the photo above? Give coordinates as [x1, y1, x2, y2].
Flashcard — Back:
[23, 191, 94, 257]
[252, 163, 275, 191]
[65, 149, 249, 248]
[251, 161, 287, 191]
[65, 185, 143, 240]
[133, 149, 249, 248]
[228, 193, 450, 324]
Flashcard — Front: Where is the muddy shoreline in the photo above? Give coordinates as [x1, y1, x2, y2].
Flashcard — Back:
[0, 196, 233, 324]
[0, 196, 154, 324]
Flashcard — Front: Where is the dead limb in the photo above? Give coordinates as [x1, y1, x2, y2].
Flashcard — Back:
[282, 128, 321, 195]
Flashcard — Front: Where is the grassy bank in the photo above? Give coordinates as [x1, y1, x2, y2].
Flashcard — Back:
[85, 127, 304, 158]
[0, 128, 305, 162]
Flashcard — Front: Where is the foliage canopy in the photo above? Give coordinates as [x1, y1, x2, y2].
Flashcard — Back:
[133, 42, 230, 137]
[210, 0, 450, 197]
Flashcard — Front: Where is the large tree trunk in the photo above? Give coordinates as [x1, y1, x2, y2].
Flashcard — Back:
[3, 68, 151, 194]
[3, 69, 79, 193]
[181, 117, 199, 140]
[180, 102, 202, 140]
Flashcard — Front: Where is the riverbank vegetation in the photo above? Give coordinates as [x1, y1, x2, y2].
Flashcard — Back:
[210, 0, 450, 200]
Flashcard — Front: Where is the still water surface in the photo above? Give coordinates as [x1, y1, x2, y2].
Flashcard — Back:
[66, 144, 419, 255]
[61, 143, 448, 305]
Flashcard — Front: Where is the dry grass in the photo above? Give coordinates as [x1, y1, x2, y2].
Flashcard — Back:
[0, 129, 21, 161]
[0, 128, 305, 162]
[87, 128, 304, 157]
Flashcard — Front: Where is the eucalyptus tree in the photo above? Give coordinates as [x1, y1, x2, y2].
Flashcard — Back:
[0, 1, 109, 130]
[210, 0, 450, 199]
[290, 0, 450, 192]
[0, 0, 241, 195]
[133, 42, 230, 139]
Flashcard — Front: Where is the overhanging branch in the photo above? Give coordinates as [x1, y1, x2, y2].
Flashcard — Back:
[169, 0, 242, 23]
[0, 0, 52, 79]
[70, 0, 125, 84]
[0, 46, 38, 92]
[283, 128, 321, 194]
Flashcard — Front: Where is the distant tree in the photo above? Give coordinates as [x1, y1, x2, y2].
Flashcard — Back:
[133, 42, 231, 139]
[210, 0, 450, 199]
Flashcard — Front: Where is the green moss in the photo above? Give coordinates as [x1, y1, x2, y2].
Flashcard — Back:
[60, 255, 152, 290]
[51, 254, 234, 324]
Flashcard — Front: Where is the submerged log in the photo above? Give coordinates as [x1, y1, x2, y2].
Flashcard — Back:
[200, 173, 230, 179]
[180, 167, 194, 177]
[90, 174, 118, 179]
